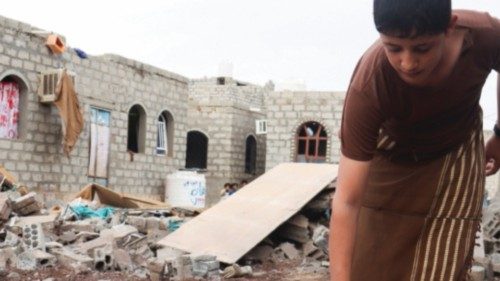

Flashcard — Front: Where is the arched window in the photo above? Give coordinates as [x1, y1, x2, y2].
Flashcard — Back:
[185, 131, 208, 169]
[245, 135, 257, 174]
[127, 104, 146, 153]
[295, 121, 328, 163]
[0, 74, 28, 140]
[156, 110, 174, 156]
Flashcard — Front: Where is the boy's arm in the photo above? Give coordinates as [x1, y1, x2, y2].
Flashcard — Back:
[486, 73, 500, 176]
[329, 154, 371, 281]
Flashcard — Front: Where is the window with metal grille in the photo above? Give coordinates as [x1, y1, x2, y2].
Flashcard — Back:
[156, 115, 167, 155]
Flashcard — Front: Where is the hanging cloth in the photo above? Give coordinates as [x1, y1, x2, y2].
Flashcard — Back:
[54, 69, 84, 156]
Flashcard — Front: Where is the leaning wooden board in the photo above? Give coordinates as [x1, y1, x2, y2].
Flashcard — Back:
[158, 162, 338, 264]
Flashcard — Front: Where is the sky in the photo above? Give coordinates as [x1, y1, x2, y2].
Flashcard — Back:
[1, 0, 499, 126]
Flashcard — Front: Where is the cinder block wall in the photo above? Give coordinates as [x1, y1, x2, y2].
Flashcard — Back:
[0, 16, 188, 200]
[188, 78, 267, 205]
[264, 91, 346, 170]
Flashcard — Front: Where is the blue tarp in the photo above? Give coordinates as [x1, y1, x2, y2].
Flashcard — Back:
[70, 204, 114, 219]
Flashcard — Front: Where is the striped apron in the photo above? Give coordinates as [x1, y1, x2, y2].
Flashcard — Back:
[351, 126, 484, 281]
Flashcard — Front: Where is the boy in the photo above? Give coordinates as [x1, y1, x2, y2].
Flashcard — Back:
[329, 0, 500, 280]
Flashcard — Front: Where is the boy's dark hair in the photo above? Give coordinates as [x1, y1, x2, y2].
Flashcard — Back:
[373, 0, 452, 37]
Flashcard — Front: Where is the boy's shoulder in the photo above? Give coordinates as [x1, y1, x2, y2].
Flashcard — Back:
[454, 9, 497, 29]
[349, 40, 388, 94]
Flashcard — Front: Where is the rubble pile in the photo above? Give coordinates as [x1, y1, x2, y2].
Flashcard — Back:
[0, 165, 335, 280]
[0, 178, 210, 280]
[242, 188, 333, 267]
[475, 200, 500, 281]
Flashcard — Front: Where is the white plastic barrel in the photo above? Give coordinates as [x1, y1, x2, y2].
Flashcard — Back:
[165, 171, 206, 208]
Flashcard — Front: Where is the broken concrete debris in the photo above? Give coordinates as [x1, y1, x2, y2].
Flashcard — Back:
[0, 164, 336, 280]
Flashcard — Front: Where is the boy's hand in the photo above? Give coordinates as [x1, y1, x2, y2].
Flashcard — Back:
[485, 135, 500, 176]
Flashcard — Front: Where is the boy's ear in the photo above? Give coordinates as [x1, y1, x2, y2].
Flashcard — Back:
[446, 14, 459, 35]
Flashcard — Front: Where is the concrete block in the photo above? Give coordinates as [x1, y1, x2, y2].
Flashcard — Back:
[92, 244, 114, 271]
[470, 265, 485, 281]
[164, 255, 194, 281]
[0, 193, 11, 221]
[74, 231, 100, 243]
[492, 253, 500, 273]
[22, 223, 45, 251]
[61, 220, 94, 233]
[302, 240, 319, 257]
[312, 225, 329, 254]
[156, 246, 185, 261]
[11, 192, 37, 210]
[147, 229, 169, 244]
[17, 201, 41, 216]
[113, 248, 132, 271]
[279, 242, 300, 260]
[191, 255, 219, 277]
[111, 224, 138, 240]
[77, 232, 114, 254]
[126, 216, 147, 233]
[58, 230, 77, 244]
[14, 214, 57, 228]
[1, 230, 20, 247]
[17, 249, 56, 270]
[245, 244, 274, 263]
[131, 244, 154, 267]
[50, 247, 93, 268]
[0, 254, 6, 276]
[146, 217, 161, 232]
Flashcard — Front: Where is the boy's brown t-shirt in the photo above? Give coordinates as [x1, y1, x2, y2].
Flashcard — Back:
[341, 10, 500, 162]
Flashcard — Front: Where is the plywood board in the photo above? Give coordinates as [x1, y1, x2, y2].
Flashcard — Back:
[158, 163, 338, 264]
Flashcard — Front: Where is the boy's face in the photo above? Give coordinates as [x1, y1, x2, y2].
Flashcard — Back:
[380, 33, 447, 87]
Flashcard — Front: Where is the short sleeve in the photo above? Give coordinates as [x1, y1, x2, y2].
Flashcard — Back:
[340, 84, 384, 161]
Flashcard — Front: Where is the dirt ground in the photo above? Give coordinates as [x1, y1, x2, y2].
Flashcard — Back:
[3, 260, 329, 281]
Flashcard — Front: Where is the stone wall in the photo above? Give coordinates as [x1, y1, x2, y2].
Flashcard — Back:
[188, 78, 267, 205]
[0, 16, 189, 200]
[264, 90, 346, 170]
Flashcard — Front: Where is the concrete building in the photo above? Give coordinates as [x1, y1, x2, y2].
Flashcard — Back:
[5, 14, 495, 209]
[187, 77, 268, 205]
[0, 16, 189, 201]
[264, 91, 346, 171]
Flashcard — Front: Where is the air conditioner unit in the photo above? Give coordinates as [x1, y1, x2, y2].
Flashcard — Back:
[37, 69, 76, 104]
[255, 120, 267, 135]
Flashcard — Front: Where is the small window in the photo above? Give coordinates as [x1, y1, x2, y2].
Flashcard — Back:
[156, 110, 174, 156]
[245, 136, 257, 174]
[217, 77, 226, 85]
[156, 115, 167, 155]
[295, 121, 328, 163]
[127, 104, 146, 153]
[255, 120, 267, 135]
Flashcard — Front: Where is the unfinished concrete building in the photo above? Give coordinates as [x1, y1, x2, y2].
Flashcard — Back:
[264, 90, 346, 170]
[0, 16, 189, 201]
[187, 77, 268, 205]
[9, 14, 498, 209]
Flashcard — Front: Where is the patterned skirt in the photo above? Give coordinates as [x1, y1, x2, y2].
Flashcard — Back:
[351, 128, 484, 281]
